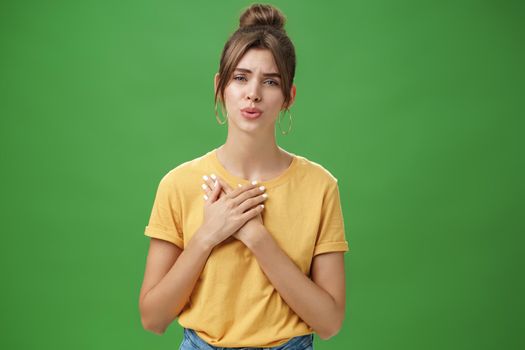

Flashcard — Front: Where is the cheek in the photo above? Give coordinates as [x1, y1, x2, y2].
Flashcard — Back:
[223, 88, 241, 107]
[269, 92, 285, 109]
[225, 83, 241, 96]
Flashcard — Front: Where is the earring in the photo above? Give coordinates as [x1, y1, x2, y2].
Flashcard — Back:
[278, 108, 293, 135]
[214, 102, 228, 125]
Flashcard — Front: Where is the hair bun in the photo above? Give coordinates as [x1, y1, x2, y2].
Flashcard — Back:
[239, 3, 286, 31]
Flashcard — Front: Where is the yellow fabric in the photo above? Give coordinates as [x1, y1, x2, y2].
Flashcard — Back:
[144, 148, 350, 347]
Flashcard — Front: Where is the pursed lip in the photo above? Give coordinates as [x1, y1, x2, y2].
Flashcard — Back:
[241, 107, 262, 113]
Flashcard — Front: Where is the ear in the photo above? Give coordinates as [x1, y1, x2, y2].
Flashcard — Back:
[284, 83, 297, 109]
[214, 73, 220, 95]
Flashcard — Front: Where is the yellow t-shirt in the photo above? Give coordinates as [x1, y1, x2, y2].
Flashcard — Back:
[144, 148, 350, 347]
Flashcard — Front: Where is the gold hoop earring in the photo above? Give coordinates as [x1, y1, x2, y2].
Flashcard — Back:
[214, 102, 228, 125]
[278, 109, 293, 135]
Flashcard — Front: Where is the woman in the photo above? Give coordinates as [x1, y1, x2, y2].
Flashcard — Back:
[139, 3, 350, 349]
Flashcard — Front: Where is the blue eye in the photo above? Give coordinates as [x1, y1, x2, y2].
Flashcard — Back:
[233, 75, 279, 86]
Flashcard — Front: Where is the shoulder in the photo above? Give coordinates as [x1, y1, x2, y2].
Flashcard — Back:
[293, 153, 339, 188]
[157, 150, 211, 188]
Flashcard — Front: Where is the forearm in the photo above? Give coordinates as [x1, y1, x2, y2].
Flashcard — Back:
[140, 228, 214, 334]
[245, 229, 341, 339]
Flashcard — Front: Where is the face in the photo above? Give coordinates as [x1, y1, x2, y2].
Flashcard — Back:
[214, 48, 296, 134]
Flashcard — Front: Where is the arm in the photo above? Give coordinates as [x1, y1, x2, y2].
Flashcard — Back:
[139, 227, 214, 335]
[245, 227, 346, 340]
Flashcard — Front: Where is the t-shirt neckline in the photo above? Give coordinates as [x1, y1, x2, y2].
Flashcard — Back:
[208, 147, 298, 188]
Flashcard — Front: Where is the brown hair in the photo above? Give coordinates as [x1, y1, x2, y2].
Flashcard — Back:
[214, 3, 297, 113]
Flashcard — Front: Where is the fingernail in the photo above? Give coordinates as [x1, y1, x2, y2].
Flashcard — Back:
[251, 180, 258, 185]
[213, 180, 218, 188]
[260, 204, 265, 208]
[201, 183, 208, 190]
[210, 174, 217, 180]
[259, 186, 265, 191]
[238, 184, 242, 187]
[262, 193, 268, 198]
[203, 194, 208, 200]
[203, 175, 209, 181]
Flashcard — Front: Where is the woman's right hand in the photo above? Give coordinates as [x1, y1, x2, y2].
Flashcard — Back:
[199, 179, 267, 248]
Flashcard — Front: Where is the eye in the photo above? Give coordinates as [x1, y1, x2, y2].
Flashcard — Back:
[233, 75, 279, 86]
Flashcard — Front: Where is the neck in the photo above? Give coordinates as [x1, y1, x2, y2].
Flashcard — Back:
[217, 125, 288, 182]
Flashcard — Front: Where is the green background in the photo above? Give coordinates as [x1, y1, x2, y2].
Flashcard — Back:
[1, 0, 523, 349]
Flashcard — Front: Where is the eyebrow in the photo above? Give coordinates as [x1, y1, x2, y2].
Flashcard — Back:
[234, 68, 281, 78]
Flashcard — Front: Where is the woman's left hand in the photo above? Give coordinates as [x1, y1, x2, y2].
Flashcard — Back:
[201, 174, 267, 245]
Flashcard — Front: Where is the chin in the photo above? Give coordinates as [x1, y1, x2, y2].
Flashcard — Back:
[232, 118, 269, 133]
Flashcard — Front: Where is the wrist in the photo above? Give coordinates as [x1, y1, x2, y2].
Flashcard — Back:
[244, 226, 268, 251]
[192, 227, 217, 252]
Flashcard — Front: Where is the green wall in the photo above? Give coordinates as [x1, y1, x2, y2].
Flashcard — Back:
[1, 0, 523, 349]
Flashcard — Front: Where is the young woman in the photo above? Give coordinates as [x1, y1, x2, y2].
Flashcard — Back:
[139, 3, 350, 349]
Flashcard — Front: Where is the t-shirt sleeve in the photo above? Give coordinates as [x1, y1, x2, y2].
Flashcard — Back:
[144, 173, 184, 249]
[313, 180, 350, 257]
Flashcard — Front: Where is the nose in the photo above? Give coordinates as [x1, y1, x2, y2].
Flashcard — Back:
[246, 81, 261, 102]
[247, 94, 260, 102]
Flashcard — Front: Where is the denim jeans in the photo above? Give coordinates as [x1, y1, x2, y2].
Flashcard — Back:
[178, 328, 314, 350]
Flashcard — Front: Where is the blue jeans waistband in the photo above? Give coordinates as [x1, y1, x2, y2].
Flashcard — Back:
[182, 327, 314, 349]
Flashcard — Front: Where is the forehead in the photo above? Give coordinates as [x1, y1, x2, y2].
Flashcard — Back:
[235, 48, 278, 73]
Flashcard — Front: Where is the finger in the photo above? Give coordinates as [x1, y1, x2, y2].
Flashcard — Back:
[232, 184, 266, 207]
[202, 174, 222, 203]
[239, 203, 265, 222]
[202, 175, 216, 193]
[203, 175, 226, 196]
[212, 175, 234, 194]
[201, 183, 212, 204]
[200, 177, 210, 202]
[201, 181, 212, 193]
[208, 178, 222, 202]
[236, 192, 268, 213]
[226, 181, 260, 200]
[201, 181, 211, 203]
